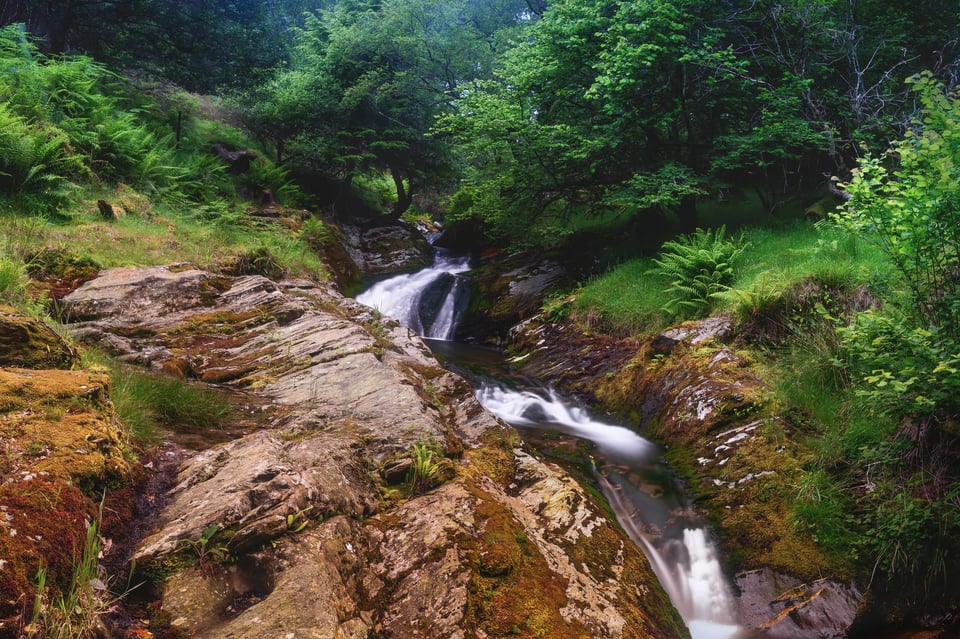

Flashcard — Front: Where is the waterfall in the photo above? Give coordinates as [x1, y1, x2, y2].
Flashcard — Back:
[355, 250, 470, 340]
[476, 385, 743, 639]
[356, 259, 746, 639]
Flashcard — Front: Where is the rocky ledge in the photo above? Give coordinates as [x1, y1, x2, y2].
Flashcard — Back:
[509, 315, 864, 639]
[58, 265, 688, 639]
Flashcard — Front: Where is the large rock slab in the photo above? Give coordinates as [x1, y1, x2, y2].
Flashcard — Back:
[61, 265, 688, 639]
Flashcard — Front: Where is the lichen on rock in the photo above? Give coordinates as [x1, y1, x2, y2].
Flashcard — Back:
[58, 265, 688, 639]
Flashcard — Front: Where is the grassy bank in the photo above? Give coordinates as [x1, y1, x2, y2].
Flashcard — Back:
[567, 213, 959, 612]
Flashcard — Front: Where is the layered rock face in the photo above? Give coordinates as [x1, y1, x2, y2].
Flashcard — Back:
[510, 316, 864, 639]
[61, 265, 688, 639]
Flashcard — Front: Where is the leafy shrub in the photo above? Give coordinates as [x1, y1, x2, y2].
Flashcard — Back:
[650, 225, 747, 320]
[835, 72, 960, 338]
[838, 310, 960, 419]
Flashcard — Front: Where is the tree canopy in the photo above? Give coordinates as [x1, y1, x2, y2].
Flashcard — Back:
[2, 0, 957, 235]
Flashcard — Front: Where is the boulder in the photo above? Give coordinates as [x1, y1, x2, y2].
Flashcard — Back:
[461, 254, 567, 343]
[339, 221, 432, 276]
[0, 304, 78, 369]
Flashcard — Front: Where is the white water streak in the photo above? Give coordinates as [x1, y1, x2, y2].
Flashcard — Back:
[477, 385, 656, 463]
[356, 254, 470, 340]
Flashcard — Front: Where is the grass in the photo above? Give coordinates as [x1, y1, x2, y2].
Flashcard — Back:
[572, 219, 891, 337]
[5, 194, 330, 282]
[83, 350, 233, 441]
[572, 259, 671, 335]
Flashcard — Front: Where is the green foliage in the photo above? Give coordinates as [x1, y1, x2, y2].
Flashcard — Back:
[838, 311, 960, 419]
[408, 439, 448, 495]
[650, 226, 747, 320]
[791, 469, 856, 557]
[0, 213, 47, 312]
[573, 259, 671, 336]
[180, 523, 230, 566]
[837, 73, 960, 336]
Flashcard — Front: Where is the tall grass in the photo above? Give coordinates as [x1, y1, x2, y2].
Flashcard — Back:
[572, 258, 670, 335]
[0, 212, 47, 311]
[84, 351, 233, 441]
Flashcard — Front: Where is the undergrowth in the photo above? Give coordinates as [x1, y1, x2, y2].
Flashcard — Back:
[83, 351, 233, 441]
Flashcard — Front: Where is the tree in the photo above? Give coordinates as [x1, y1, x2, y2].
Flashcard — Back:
[440, 0, 960, 246]
[241, 0, 528, 219]
[0, 0, 334, 91]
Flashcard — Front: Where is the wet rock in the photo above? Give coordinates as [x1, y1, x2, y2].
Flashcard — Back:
[61, 265, 687, 639]
[735, 569, 862, 638]
[650, 316, 733, 355]
[461, 255, 567, 343]
[0, 305, 78, 369]
[340, 221, 432, 276]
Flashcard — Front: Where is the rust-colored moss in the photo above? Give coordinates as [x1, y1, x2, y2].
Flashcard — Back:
[0, 480, 92, 632]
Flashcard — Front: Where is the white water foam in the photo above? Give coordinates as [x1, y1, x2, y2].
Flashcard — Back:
[476, 385, 656, 463]
[478, 384, 742, 639]
[356, 253, 470, 340]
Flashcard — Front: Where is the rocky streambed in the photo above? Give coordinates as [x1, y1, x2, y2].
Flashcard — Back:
[14, 264, 686, 639]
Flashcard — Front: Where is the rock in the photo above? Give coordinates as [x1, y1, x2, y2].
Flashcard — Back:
[211, 143, 255, 174]
[0, 304, 78, 369]
[97, 198, 120, 220]
[61, 265, 687, 639]
[650, 316, 734, 355]
[735, 569, 862, 638]
[461, 254, 567, 343]
[340, 221, 432, 276]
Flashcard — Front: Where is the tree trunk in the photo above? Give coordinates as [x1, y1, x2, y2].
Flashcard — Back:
[388, 166, 413, 220]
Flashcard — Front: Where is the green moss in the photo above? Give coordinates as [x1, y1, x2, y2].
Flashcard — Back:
[464, 484, 592, 639]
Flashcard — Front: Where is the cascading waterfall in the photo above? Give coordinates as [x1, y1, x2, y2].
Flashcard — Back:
[476, 386, 743, 639]
[355, 250, 470, 340]
[356, 256, 745, 639]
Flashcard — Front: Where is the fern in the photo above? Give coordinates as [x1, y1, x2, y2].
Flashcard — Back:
[651, 225, 747, 321]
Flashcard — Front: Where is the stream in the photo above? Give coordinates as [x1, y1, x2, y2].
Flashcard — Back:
[357, 249, 749, 639]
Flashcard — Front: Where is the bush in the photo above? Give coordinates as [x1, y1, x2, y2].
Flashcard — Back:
[838, 310, 960, 419]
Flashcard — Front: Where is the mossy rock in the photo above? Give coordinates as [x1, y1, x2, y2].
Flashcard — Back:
[25, 247, 100, 300]
[0, 304, 78, 369]
[0, 368, 132, 490]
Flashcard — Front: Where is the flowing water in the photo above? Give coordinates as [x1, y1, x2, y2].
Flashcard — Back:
[356, 253, 747, 639]
[356, 249, 470, 340]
